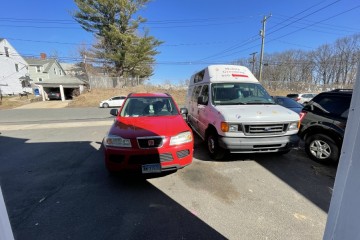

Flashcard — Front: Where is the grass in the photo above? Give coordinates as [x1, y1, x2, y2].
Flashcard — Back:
[0, 95, 40, 110]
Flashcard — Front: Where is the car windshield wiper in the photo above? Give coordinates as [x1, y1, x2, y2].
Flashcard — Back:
[245, 101, 274, 105]
[218, 102, 246, 105]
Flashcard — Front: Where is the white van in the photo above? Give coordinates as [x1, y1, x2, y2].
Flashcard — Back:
[186, 65, 300, 159]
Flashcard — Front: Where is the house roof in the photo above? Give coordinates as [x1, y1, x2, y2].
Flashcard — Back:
[24, 58, 65, 73]
[35, 76, 86, 87]
[61, 63, 78, 70]
[43, 59, 57, 73]
[24, 57, 53, 66]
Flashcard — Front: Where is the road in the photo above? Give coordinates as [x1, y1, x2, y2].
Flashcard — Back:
[0, 108, 336, 240]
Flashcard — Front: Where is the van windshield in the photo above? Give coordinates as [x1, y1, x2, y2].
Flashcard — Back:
[211, 83, 275, 105]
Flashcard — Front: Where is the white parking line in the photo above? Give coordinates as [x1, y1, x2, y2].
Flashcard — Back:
[0, 120, 113, 131]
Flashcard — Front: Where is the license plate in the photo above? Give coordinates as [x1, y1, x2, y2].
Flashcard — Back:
[141, 163, 161, 174]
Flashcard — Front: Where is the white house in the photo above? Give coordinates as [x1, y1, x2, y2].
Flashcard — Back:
[0, 38, 30, 95]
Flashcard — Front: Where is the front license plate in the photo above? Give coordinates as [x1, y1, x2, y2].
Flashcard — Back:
[141, 163, 161, 174]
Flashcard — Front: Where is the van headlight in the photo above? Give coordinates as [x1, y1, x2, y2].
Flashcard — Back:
[288, 122, 299, 131]
[170, 131, 193, 146]
[104, 135, 132, 148]
[221, 122, 239, 132]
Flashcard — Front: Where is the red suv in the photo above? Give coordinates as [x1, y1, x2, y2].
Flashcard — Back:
[103, 93, 194, 174]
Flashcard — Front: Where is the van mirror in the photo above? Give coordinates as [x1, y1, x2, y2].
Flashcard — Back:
[197, 96, 208, 105]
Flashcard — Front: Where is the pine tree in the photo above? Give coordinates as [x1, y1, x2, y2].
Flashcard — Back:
[73, 0, 162, 80]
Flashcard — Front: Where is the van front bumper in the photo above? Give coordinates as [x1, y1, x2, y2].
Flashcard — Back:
[219, 134, 299, 153]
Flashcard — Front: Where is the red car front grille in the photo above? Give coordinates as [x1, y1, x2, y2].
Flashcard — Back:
[128, 153, 176, 164]
[137, 136, 164, 148]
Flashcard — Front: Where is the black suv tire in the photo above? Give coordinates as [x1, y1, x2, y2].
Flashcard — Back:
[305, 133, 339, 164]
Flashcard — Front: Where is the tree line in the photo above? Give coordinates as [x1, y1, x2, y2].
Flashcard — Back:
[235, 34, 360, 92]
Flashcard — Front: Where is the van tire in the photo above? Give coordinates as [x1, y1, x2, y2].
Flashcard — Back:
[206, 130, 226, 160]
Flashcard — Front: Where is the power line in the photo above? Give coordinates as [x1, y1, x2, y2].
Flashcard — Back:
[194, 3, 359, 62]
[0, 24, 81, 30]
[267, 0, 341, 36]
[192, 1, 338, 62]
[266, 5, 360, 46]
[3, 36, 242, 48]
[272, 15, 360, 32]
[4, 37, 91, 46]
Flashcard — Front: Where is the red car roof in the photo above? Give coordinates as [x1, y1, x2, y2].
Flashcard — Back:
[129, 93, 170, 98]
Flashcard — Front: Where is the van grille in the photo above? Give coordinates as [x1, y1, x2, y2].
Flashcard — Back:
[243, 124, 288, 135]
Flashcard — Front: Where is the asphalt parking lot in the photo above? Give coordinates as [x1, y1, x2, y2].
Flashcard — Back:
[0, 108, 336, 239]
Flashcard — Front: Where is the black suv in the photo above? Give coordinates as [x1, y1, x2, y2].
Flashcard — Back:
[298, 89, 353, 164]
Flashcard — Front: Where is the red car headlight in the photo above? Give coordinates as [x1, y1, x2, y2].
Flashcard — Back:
[170, 131, 193, 146]
[104, 135, 132, 148]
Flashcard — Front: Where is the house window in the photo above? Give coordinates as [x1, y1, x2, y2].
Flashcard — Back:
[59, 70, 62, 75]
[38, 78, 43, 82]
[54, 68, 56, 74]
[4, 47, 9, 57]
[15, 64, 19, 72]
[36, 66, 41, 72]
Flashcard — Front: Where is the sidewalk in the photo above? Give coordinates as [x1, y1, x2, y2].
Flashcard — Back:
[14, 100, 70, 109]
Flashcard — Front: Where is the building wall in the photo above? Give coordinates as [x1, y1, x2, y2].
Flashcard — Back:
[47, 61, 65, 79]
[28, 64, 49, 82]
[0, 39, 29, 95]
[29, 61, 66, 83]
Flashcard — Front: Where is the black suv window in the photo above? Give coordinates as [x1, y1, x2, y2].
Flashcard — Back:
[308, 94, 351, 118]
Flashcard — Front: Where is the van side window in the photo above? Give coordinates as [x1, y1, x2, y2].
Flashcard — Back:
[199, 85, 209, 105]
[187, 86, 193, 99]
[192, 85, 202, 101]
[194, 70, 205, 83]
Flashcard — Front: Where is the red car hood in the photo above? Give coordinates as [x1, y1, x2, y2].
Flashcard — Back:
[109, 115, 190, 138]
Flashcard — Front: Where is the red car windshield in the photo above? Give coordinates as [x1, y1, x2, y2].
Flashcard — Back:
[120, 97, 179, 117]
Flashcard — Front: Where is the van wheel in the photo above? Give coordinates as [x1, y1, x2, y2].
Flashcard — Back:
[305, 134, 339, 164]
[206, 131, 226, 160]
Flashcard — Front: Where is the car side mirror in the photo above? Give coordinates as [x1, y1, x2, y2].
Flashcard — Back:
[110, 109, 118, 116]
[180, 108, 188, 121]
[180, 108, 188, 115]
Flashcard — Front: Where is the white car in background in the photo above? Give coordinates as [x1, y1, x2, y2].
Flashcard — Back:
[286, 93, 317, 104]
[99, 96, 126, 108]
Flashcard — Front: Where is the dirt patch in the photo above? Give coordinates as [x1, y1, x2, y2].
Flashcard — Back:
[0, 95, 40, 110]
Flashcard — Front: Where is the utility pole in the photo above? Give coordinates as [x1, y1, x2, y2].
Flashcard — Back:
[259, 14, 271, 82]
[249, 52, 257, 73]
[83, 54, 91, 91]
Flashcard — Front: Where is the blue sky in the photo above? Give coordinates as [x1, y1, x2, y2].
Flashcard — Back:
[1, 0, 359, 84]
